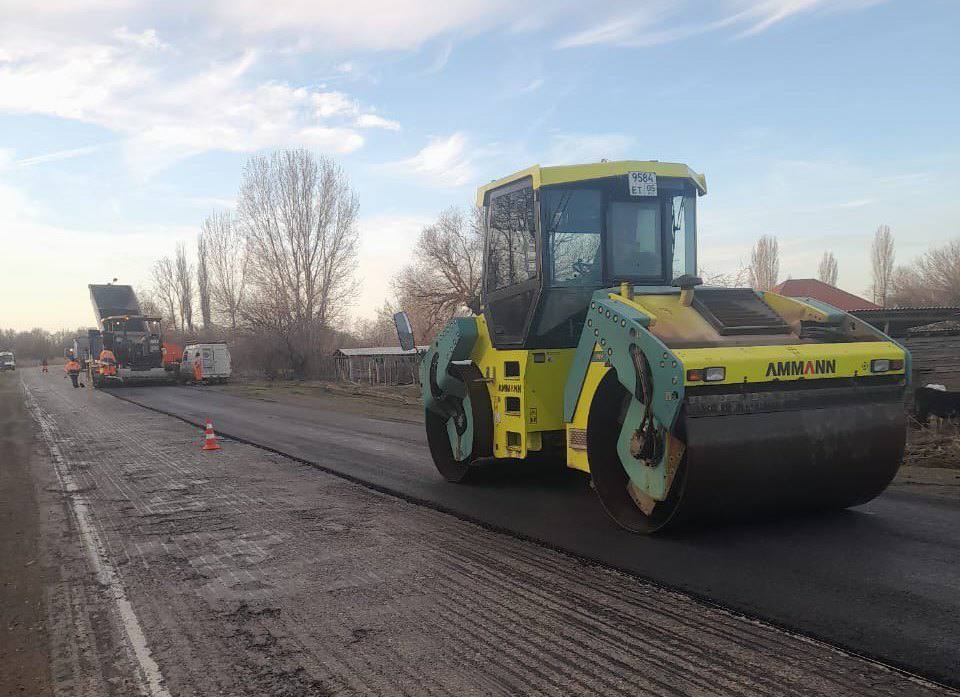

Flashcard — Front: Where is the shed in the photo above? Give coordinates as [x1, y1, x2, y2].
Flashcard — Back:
[334, 346, 429, 357]
[850, 307, 960, 338]
[904, 321, 960, 391]
[327, 346, 428, 385]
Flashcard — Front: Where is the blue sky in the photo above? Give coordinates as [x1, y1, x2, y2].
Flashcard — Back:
[0, 0, 957, 330]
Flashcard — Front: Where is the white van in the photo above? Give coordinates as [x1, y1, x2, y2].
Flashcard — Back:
[0, 351, 15, 371]
[180, 343, 231, 384]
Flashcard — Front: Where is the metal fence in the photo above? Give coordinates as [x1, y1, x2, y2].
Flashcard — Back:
[312, 355, 422, 386]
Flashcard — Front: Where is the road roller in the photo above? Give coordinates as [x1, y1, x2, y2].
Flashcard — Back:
[417, 161, 909, 532]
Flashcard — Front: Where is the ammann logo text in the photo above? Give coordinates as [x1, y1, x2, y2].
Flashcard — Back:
[765, 359, 836, 377]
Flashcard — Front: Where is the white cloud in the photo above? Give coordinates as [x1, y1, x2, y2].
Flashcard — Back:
[15, 145, 102, 167]
[355, 113, 401, 131]
[420, 40, 454, 76]
[556, 0, 887, 48]
[0, 149, 14, 171]
[312, 91, 357, 118]
[384, 132, 474, 187]
[112, 26, 169, 50]
[0, 27, 392, 176]
[210, 0, 522, 51]
[518, 78, 544, 94]
[544, 133, 636, 165]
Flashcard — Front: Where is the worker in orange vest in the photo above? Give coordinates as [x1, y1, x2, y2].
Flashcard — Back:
[98, 349, 118, 377]
[64, 358, 82, 388]
[41, 358, 48, 373]
[193, 351, 203, 384]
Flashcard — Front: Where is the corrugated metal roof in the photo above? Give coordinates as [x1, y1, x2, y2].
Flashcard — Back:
[772, 279, 879, 311]
[907, 320, 960, 335]
[852, 306, 960, 314]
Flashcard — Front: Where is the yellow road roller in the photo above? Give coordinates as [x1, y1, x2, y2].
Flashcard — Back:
[418, 161, 909, 532]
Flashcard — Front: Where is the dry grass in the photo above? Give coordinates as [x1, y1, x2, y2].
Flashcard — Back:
[228, 378, 421, 405]
[905, 420, 960, 470]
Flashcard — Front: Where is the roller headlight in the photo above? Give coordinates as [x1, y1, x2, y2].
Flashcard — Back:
[704, 367, 726, 382]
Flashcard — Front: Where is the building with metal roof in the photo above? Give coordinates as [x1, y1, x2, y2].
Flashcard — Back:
[772, 278, 879, 311]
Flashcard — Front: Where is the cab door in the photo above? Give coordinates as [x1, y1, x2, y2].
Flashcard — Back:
[482, 177, 540, 349]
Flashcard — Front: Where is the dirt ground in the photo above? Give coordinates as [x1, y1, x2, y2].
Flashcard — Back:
[6, 367, 957, 695]
[0, 372, 51, 695]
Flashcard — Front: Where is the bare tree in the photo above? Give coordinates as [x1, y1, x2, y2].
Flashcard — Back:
[203, 210, 248, 331]
[890, 238, 960, 307]
[699, 263, 751, 288]
[818, 251, 839, 286]
[749, 235, 779, 291]
[238, 149, 360, 376]
[870, 224, 895, 307]
[197, 230, 213, 330]
[393, 206, 483, 333]
[136, 285, 164, 319]
[151, 257, 178, 327]
[353, 300, 402, 347]
[174, 242, 195, 331]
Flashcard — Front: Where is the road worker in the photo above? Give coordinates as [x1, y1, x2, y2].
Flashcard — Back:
[98, 348, 118, 378]
[41, 357, 48, 373]
[64, 357, 81, 388]
[193, 351, 203, 383]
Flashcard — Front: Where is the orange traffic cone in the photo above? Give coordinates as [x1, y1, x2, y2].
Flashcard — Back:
[202, 419, 221, 451]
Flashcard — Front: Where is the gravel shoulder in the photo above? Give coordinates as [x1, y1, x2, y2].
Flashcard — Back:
[10, 367, 959, 695]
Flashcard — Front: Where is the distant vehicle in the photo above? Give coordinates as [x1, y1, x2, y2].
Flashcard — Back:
[0, 351, 15, 371]
[180, 343, 231, 384]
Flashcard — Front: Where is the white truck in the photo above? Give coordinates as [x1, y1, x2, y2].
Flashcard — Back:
[0, 351, 15, 371]
[180, 342, 231, 384]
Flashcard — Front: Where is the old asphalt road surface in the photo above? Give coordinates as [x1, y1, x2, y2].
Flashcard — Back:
[96, 378, 960, 689]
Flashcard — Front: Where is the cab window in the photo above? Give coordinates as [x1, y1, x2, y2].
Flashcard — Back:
[607, 201, 662, 279]
[543, 188, 602, 286]
[671, 193, 696, 279]
[485, 185, 536, 291]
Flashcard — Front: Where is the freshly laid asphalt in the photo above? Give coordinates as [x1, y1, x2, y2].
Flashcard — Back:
[109, 384, 960, 688]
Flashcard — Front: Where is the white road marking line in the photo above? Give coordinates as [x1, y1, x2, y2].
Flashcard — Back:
[22, 381, 173, 697]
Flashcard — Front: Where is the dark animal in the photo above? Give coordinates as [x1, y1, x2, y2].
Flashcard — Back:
[915, 386, 960, 424]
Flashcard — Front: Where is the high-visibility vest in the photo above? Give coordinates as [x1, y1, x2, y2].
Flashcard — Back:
[194, 358, 203, 381]
[65, 360, 80, 373]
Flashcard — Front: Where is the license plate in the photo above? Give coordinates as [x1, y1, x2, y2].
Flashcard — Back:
[628, 171, 657, 197]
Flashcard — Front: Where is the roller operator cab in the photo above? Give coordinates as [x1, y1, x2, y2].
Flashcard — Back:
[419, 161, 910, 533]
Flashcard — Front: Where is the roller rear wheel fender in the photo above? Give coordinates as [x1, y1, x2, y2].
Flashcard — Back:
[425, 364, 493, 483]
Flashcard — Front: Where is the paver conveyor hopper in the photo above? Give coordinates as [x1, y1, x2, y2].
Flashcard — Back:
[418, 161, 909, 532]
